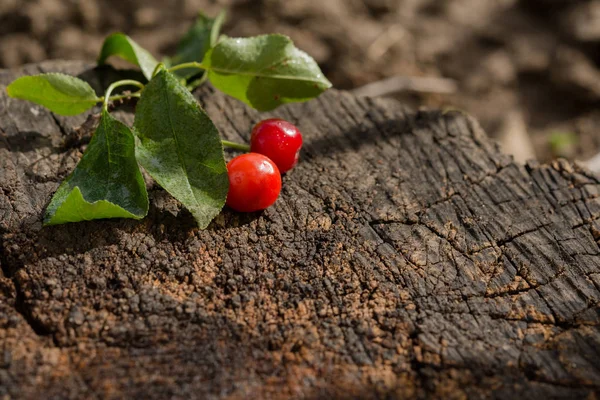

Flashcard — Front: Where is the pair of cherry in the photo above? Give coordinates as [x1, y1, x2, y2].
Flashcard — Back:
[226, 119, 302, 212]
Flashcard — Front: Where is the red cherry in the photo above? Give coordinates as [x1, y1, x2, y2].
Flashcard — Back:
[250, 118, 303, 173]
[226, 153, 282, 212]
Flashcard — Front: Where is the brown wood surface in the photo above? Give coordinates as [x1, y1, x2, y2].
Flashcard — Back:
[1, 61, 600, 399]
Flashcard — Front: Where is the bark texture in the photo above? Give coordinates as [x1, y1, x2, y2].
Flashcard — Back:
[1, 61, 600, 399]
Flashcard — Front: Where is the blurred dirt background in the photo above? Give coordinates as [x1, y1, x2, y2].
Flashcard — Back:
[0, 0, 599, 163]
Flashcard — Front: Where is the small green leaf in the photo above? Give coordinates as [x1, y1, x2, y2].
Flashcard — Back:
[134, 69, 228, 229]
[171, 10, 226, 80]
[549, 131, 578, 157]
[98, 33, 159, 80]
[6, 73, 99, 116]
[203, 34, 332, 111]
[44, 109, 148, 225]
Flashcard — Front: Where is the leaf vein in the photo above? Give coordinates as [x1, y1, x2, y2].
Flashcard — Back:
[208, 66, 327, 84]
[102, 113, 112, 201]
[164, 86, 199, 208]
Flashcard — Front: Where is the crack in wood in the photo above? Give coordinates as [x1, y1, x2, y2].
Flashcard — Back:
[1, 61, 599, 398]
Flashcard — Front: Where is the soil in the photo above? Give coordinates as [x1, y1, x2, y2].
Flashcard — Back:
[0, 0, 599, 161]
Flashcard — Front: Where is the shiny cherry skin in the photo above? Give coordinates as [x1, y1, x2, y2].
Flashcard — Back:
[226, 153, 282, 212]
[250, 118, 303, 173]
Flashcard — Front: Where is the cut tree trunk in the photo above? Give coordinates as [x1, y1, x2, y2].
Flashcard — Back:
[1, 61, 600, 399]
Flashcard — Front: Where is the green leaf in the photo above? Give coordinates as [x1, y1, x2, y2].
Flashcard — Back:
[6, 73, 99, 116]
[134, 69, 228, 229]
[171, 10, 226, 80]
[98, 33, 159, 81]
[44, 109, 148, 225]
[549, 131, 578, 157]
[202, 34, 332, 111]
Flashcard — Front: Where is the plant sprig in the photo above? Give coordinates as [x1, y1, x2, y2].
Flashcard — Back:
[5, 11, 331, 228]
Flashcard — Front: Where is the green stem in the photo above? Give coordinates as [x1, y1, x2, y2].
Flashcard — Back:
[108, 91, 141, 102]
[221, 140, 250, 152]
[103, 80, 145, 111]
[168, 62, 207, 74]
[187, 73, 209, 91]
[152, 63, 166, 78]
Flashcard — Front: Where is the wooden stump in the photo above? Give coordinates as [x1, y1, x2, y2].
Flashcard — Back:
[1, 61, 600, 399]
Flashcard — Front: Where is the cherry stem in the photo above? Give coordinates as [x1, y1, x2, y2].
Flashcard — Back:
[221, 140, 250, 152]
[168, 62, 207, 74]
[108, 91, 141, 102]
[103, 80, 145, 111]
[187, 74, 209, 91]
[152, 63, 166, 78]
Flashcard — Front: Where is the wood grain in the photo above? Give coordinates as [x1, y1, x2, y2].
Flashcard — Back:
[1, 61, 599, 399]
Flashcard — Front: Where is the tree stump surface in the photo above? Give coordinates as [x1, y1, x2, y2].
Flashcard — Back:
[1, 61, 600, 399]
